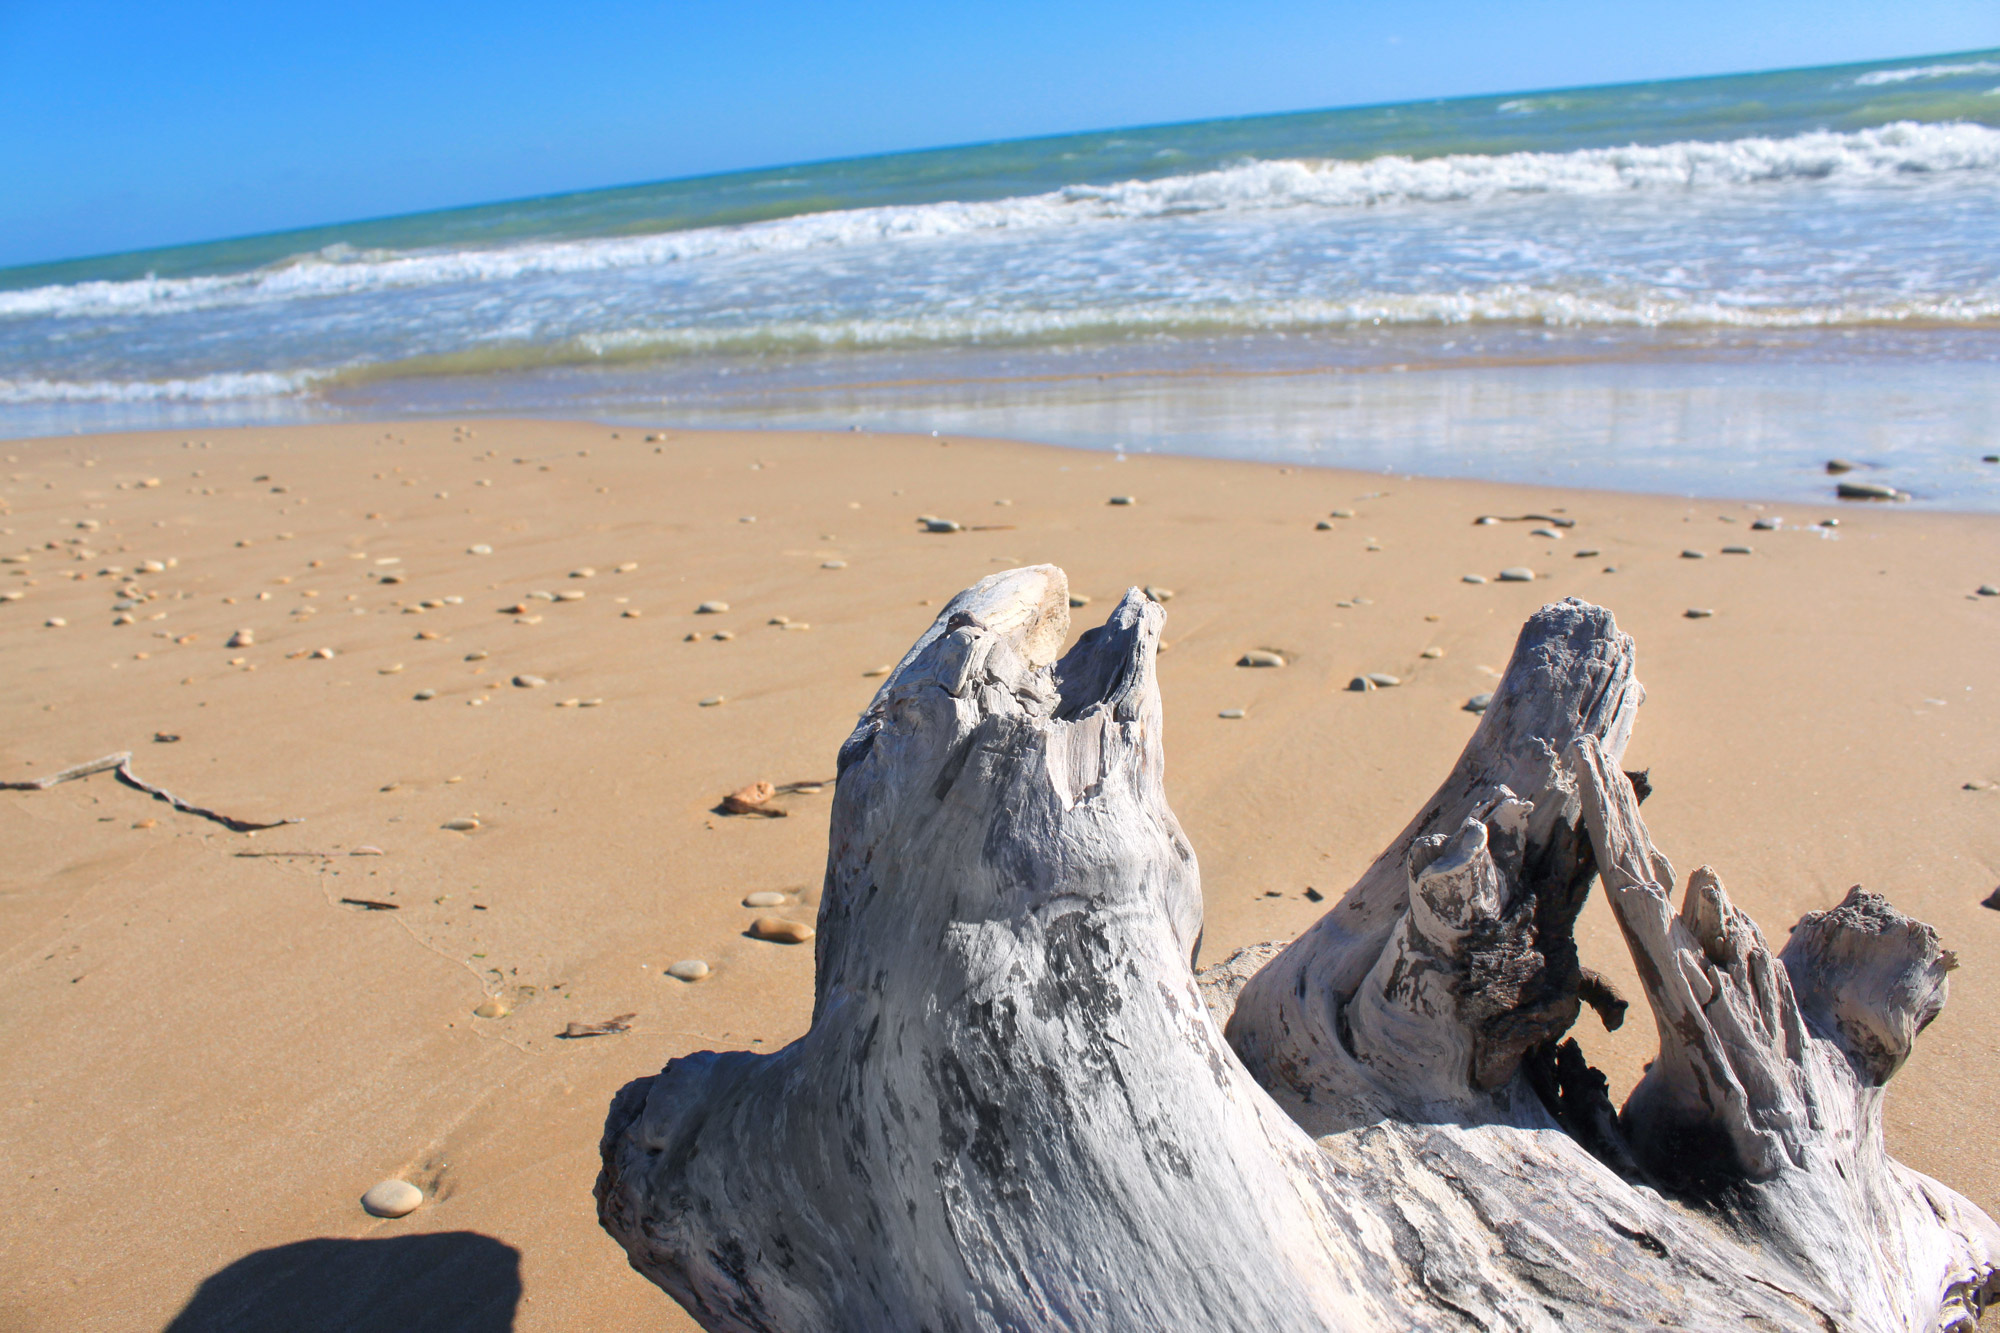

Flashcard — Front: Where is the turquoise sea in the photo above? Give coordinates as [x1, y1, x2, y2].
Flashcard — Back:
[4, 50, 1998, 507]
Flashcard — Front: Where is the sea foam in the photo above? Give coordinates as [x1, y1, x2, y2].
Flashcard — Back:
[4, 121, 1996, 323]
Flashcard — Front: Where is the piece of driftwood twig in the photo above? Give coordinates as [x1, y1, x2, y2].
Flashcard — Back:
[0, 752, 301, 833]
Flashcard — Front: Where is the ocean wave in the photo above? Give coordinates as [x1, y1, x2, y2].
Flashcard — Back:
[5, 121, 1998, 323]
[0, 370, 322, 404]
[1854, 61, 2000, 86]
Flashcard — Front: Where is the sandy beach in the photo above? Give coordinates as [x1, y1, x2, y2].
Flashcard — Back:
[2, 418, 1996, 1331]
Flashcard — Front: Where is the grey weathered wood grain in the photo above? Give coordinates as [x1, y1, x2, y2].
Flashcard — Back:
[600, 572, 1997, 1332]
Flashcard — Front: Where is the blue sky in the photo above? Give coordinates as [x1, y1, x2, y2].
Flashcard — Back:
[2, 0, 1995, 268]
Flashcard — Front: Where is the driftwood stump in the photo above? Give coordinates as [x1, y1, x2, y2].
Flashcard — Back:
[598, 565, 1998, 1331]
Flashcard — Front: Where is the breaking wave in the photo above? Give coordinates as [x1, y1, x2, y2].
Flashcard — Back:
[5, 120, 1997, 323]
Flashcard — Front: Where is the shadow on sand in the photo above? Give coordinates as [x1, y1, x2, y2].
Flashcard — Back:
[163, 1231, 521, 1332]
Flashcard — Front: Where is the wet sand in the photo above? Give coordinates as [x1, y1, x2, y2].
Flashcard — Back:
[2, 419, 1996, 1331]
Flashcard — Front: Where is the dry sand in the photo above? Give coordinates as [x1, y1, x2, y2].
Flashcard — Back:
[2, 419, 1996, 1331]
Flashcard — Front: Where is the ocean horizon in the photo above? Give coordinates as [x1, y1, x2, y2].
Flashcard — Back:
[5, 47, 1998, 509]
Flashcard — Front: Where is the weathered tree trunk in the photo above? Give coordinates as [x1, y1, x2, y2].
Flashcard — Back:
[598, 567, 1998, 1332]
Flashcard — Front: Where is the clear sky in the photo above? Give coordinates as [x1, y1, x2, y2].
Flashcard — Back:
[2, 0, 1995, 269]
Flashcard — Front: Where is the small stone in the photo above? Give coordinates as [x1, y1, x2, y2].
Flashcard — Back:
[415, 629, 440, 641]
[1421, 647, 1444, 659]
[744, 890, 791, 908]
[1681, 549, 1706, 559]
[1837, 481, 1904, 501]
[311, 647, 335, 659]
[361, 1179, 423, 1219]
[1348, 676, 1375, 692]
[1464, 693, 1493, 713]
[442, 818, 480, 831]
[133, 818, 158, 829]
[712, 630, 735, 641]
[1984, 455, 1999, 464]
[1529, 527, 1562, 539]
[1573, 549, 1600, 558]
[1315, 520, 1334, 530]
[1238, 650, 1285, 668]
[1685, 608, 1715, 619]
[622, 608, 642, 617]
[226, 629, 253, 648]
[44, 617, 65, 628]
[1462, 574, 1487, 584]
[922, 518, 962, 533]
[749, 916, 815, 944]
[1819, 518, 1840, 527]
[473, 997, 510, 1019]
[513, 674, 547, 688]
[557, 697, 580, 708]
[696, 601, 729, 614]
[468, 544, 493, 555]
[1825, 459, 1857, 474]
[555, 590, 585, 601]
[1476, 516, 1499, 525]
[1965, 780, 1995, 791]
[1722, 545, 1753, 555]
[699, 695, 726, 707]
[464, 649, 489, 661]
[1218, 708, 1246, 719]
[414, 689, 436, 700]
[1330, 509, 1355, 519]
[1496, 568, 1533, 582]
[570, 567, 596, 578]
[721, 781, 780, 815]
[1068, 593, 1092, 607]
[380, 663, 404, 675]
[1108, 496, 1135, 506]
[1977, 585, 1998, 597]
[1143, 586, 1174, 602]
[1751, 517, 1780, 530]
[1367, 673, 1401, 687]
[137, 559, 166, 574]
[666, 959, 711, 982]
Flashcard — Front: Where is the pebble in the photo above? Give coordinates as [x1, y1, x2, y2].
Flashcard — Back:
[473, 997, 510, 1019]
[570, 568, 596, 578]
[1986, 455, 2000, 464]
[414, 689, 436, 700]
[415, 630, 441, 641]
[1573, 549, 1600, 558]
[1462, 574, 1487, 584]
[555, 590, 585, 601]
[699, 695, 726, 707]
[1978, 585, 1998, 597]
[822, 560, 847, 569]
[1825, 459, 1857, 474]
[137, 559, 166, 574]
[465, 649, 489, 661]
[696, 601, 729, 614]
[1529, 528, 1562, 539]
[380, 663, 404, 675]
[44, 617, 65, 628]
[712, 630, 735, 641]
[1837, 481, 1905, 501]
[1496, 568, 1533, 582]
[442, 818, 480, 831]
[227, 629, 254, 648]
[1751, 517, 1780, 530]
[1476, 516, 1499, 525]
[1067, 593, 1092, 608]
[312, 647, 336, 659]
[744, 891, 791, 907]
[361, 1179, 424, 1219]
[666, 959, 711, 982]
[468, 544, 493, 555]
[1685, 608, 1715, 619]
[1420, 647, 1444, 659]
[1966, 780, 1995, 791]
[1722, 545, 1753, 555]
[1315, 520, 1334, 530]
[1330, 509, 1356, 519]
[1238, 650, 1285, 668]
[1367, 672, 1401, 687]
[749, 916, 815, 944]
[1681, 549, 1706, 559]
[622, 608, 642, 617]
[923, 519, 962, 533]
[1464, 692, 1494, 713]
[1347, 676, 1376, 692]
[1143, 586, 1174, 602]
[1108, 496, 1135, 506]
[1218, 708, 1246, 719]
[513, 674, 547, 688]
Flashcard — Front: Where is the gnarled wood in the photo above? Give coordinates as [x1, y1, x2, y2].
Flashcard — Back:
[599, 571, 1998, 1332]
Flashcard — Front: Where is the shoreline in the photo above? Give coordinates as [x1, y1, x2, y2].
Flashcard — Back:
[3, 419, 1996, 1329]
